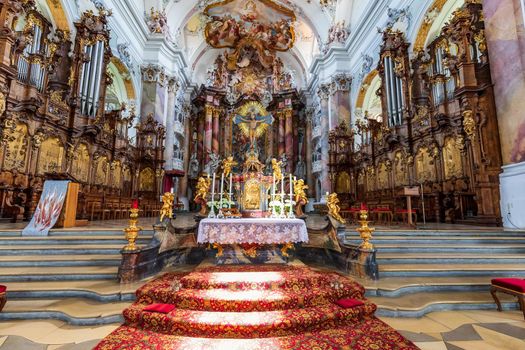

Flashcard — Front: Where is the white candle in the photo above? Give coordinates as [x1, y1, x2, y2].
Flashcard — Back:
[289, 174, 293, 200]
[272, 174, 275, 197]
[170, 187, 174, 193]
[219, 173, 224, 206]
[211, 173, 216, 202]
[281, 174, 284, 196]
[229, 173, 232, 208]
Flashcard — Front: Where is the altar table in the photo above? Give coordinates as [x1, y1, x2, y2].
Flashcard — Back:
[197, 218, 309, 245]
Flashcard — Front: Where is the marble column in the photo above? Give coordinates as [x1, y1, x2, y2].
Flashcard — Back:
[284, 108, 294, 172]
[197, 113, 204, 166]
[180, 104, 191, 200]
[212, 108, 220, 155]
[318, 83, 332, 195]
[164, 77, 179, 168]
[204, 105, 213, 164]
[331, 73, 352, 128]
[485, 0, 525, 228]
[140, 64, 168, 124]
[224, 112, 232, 156]
[305, 107, 315, 196]
[278, 111, 286, 156]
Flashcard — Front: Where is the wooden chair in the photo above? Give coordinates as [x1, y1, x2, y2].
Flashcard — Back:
[101, 201, 112, 220]
[491, 278, 525, 320]
[89, 201, 102, 221]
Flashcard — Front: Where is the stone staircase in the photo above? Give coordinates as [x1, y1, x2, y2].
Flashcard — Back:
[345, 229, 525, 317]
[0, 228, 154, 325]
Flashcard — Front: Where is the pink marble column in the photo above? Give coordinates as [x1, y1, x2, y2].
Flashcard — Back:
[278, 111, 285, 156]
[204, 105, 213, 163]
[212, 108, 220, 155]
[285, 108, 294, 172]
[484, 0, 525, 165]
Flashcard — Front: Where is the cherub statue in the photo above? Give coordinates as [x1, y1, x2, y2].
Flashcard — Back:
[222, 156, 238, 177]
[293, 179, 309, 217]
[160, 192, 175, 223]
[271, 158, 283, 183]
[194, 176, 211, 217]
[327, 193, 346, 224]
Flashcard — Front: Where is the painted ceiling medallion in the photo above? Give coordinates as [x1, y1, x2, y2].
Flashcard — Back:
[204, 0, 296, 69]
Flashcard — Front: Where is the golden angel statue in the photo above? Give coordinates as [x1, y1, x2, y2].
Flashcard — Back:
[271, 158, 283, 183]
[234, 102, 274, 153]
[194, 176, 211, 217]
[327, 193, 346, 224]
[160, 192, 175, 223]
[293, 179, 309, 217]
[222, 156, 238, 177]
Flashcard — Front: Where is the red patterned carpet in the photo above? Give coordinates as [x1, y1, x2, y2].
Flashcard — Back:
[95, 264, 419, 349]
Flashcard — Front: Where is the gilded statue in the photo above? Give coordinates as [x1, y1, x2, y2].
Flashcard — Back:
[159, 192, 175, 223]
[222, 156, 237, 177]
[327, 193, 346, 224]
[271, 158, 283, 183]
[293, 179, 308, 217]
[194, 176, 211, 216]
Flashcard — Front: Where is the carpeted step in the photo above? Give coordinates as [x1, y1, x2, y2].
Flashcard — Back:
[136, 285, 364, 312]
[179, 265, 361, 292]
[95, 317, 418, 350]
[123, 301, 376, 338]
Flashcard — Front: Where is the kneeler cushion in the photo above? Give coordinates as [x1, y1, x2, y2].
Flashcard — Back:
[0, 285, 6, 293]
[143, 303, 176, 314]
[335, 298, 364, 308]
[491, 278, 525, 293]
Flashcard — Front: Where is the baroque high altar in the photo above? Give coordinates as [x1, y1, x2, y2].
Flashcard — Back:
[188, 0, 305, 190]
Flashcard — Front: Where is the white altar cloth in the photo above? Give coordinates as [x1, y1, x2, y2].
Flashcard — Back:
[197, 218, 309, 245]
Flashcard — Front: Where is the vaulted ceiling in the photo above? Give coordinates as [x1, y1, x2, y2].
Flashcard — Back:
[144, 0, 351, 88]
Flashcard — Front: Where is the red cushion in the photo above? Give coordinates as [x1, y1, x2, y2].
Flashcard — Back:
[0, 285, 5, 293]
[335, 298, 364, 308]
[143, 303, 176, 313]
[491, 278, 525, 293]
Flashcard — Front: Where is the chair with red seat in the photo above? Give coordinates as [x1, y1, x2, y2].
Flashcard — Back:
[490, 278, 525, 319]
[0, 285, 6, 312]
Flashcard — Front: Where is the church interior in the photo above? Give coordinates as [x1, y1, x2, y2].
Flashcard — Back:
[0, 0, 525, 349]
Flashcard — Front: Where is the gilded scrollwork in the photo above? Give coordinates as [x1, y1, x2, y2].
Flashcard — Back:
[3, 123, 28, 172]
[37, 137, 64, 174]
[139, 167, 155, 192]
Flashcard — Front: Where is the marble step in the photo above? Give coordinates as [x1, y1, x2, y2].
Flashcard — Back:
[367, 244, 525, 254]
[345, 236, 525, 244]
[0, 298, 129, 326]
[379, 263, 525, 277]
[376, 253, 525, 264]
[0, 236, 152, 245]
[0, 244, 125, 255]
[0, 230, 155, 237]
[0, 254, 122, 267]
[347, 229, 522, 237]
[0, 265, 118, 282]
[370, 290, 518, 318]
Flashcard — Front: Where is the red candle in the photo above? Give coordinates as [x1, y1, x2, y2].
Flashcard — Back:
[360, 202, 367, 211]
[132, 199, 139, 209]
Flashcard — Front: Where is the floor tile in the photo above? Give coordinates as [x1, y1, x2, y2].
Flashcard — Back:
[414, 341, 449, 350]
[472, 324, 525, 349]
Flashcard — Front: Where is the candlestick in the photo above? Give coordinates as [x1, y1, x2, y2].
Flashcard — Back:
[228, 173, 233, 209]
[217, 173, 225, 219]
[208, 173, 216, 218]
[281, 174, 284, 197]
[288, 175, 295, 219]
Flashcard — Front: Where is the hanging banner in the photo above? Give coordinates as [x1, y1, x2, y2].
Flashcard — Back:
[22, 180, 70, 236]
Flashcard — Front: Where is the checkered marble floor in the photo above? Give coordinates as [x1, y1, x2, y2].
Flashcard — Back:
[0, 310, 523, 350]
